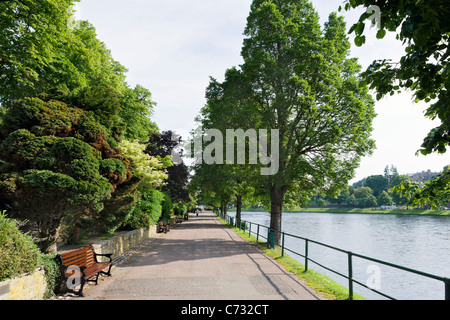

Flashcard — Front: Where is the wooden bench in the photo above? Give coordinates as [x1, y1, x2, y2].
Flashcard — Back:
[57, 245, 113, 297]
[158, 220, 170, 233]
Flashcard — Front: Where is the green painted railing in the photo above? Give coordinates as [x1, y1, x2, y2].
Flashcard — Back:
[216, 211, 450, 300]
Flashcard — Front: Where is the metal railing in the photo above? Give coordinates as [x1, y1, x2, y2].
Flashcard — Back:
[217, 211, 450, 300]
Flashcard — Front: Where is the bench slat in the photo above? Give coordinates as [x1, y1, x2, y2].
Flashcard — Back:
[62, 254, 96, 267]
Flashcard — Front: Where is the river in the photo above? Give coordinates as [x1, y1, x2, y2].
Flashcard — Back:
[228, 211, 450, 300]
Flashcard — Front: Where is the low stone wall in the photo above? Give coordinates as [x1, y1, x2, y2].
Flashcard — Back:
[92, 225, 158, 262]
[0, 225, 160, 300]
[0, 267, 47, 300]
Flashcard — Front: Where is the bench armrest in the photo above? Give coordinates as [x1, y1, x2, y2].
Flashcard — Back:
[94, 253, 113, 263]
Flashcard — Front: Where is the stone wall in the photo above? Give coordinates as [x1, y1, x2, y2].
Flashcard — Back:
[0, 267, 47, 300]
[92, 225, 158, 262]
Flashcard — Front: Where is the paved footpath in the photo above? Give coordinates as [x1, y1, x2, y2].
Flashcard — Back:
[81, 211, 324, 300]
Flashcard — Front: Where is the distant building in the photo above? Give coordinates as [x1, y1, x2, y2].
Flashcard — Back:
[407, 170, 441, 182]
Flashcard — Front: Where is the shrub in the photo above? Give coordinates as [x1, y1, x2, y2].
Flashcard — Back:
[40, 253, 61, 299]
[0, 212, 41, 281]
[173, 202, 187, 217]
[161, 193, 173, 223]
[124, 189, 164, 229]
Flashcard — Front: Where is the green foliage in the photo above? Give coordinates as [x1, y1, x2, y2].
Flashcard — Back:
[161, 193, 173, 223]
[0, 0, 76, 104]
[0, 212, 41, 281]
[118, 140, 171, 187]
[377, 191, 394, 207]
[123, 189, 164, 230]
[342, 1, 450, 208]
[39, 254, 61, 299]
[242, 2, 375, 228]
[364, 175, 388, 197]
[0, 97, 127, 252]
[353, 186, 373, 199]
[343, 1, 450, 154]
[173, 202, 187, 217]
[120, 85, 159, 141]
[391, 167, 450, 209]
[145, 131, 190, 203]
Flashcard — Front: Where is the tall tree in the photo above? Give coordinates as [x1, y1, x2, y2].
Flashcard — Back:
[342, 1, 450, 208]
[0, 0, 76, 104]
[196, 67, 261, 222]
[365, 175, 388, 197]
[146, 131, 190, 203]
[238, 1, 376, 242]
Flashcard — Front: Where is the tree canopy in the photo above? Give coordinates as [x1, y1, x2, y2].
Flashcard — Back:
[192, 0, 376, 243]
[0, 0, 178, 252]
[342, 0, 450, 208]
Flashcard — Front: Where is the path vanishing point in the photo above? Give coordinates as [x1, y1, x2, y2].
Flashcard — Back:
[80, 211, 324, 300]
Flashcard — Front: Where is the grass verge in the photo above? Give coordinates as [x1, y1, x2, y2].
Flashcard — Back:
[215, 215, 365, 300]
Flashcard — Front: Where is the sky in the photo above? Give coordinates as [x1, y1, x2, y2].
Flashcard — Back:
[77, 0, 448, 184]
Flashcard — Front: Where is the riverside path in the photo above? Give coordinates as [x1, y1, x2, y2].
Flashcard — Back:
[80, 211, 324, 300]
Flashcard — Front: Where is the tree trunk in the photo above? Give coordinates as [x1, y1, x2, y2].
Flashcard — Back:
[236, 194, 242, 227]
[38, 220, 62, 254]
[270, 184, 288, 245]
[221, 202, 228, 217]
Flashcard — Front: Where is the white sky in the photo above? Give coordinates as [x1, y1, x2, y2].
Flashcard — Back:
[77, 0, 448, 184]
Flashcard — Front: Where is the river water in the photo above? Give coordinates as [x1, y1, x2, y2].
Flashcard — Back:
[228, 211, 450, 300]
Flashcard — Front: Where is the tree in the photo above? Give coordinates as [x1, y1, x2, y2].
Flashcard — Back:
[378, 191, 394, 207]
[194, 67, 261, 224]
[337, 187, 351, 205]
[384, 165, 399, 189]
[342, 1, 450, 208]
[364, 175, 388, 197]
[0, 97, 126, 252]
[238, 2, 376, 242]
[145, 131, 190, 203]
[0, 0, 76, 104]
[354, 186, 373, 199]
[122, 188, 165, 230]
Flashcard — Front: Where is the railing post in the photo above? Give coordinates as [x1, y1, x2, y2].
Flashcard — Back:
[267, 229, 275, 249]
[348, 252, 354, 300]
[256, 225, 260, 243]
[304, 239, 309, 272]
[445, 279, 450, 300]
[281, 232, 285, 257]
[249, 222, 252, 237]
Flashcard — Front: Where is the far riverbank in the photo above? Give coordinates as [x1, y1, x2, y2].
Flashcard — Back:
[228, 207, 450, 216]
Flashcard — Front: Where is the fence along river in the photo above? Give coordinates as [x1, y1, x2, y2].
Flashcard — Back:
[228, 211, 450, 300]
